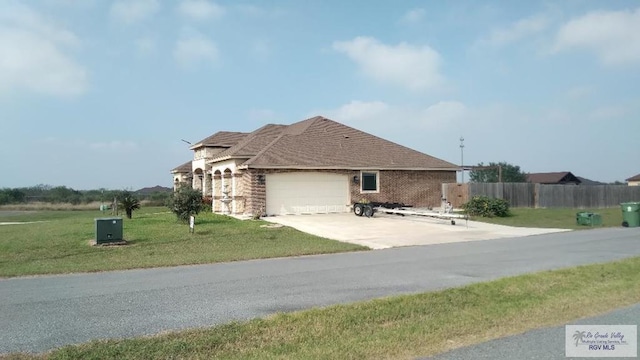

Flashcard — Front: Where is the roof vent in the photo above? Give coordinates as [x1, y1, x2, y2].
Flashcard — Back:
[344, 135, 350, 139]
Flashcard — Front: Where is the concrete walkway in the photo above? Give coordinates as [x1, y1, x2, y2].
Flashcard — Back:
[263, 213, 570, 249]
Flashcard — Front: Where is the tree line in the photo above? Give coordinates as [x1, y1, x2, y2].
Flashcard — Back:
[0, 185, 171, 206]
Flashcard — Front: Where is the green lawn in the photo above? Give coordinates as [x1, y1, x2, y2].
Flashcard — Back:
[0, 207, 366, 277]
[470, 207, 624, 229]
[8, 256, 640, 360]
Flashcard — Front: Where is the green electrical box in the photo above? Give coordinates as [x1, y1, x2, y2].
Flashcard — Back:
[95, 218, 123, 244]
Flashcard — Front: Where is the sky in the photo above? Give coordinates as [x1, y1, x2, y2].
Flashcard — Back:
[1, 0, 639, 190]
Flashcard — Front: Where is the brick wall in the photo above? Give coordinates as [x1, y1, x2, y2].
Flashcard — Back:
[240, 168, 455, 215]
[244, 169, 266, 216]
[349, 170, 456, 208]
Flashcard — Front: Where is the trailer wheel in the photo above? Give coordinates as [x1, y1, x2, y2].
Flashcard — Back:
[354, 203, 364, 216]
[364, 205, 374, 218]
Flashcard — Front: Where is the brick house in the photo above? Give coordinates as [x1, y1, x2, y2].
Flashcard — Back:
[171, 116, 458, 216]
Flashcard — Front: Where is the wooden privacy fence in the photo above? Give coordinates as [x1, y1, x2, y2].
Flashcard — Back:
[442, 183, 640, 208]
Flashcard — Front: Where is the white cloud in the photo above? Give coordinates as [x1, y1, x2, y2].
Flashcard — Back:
[328, 100, 390, 124]
[401, 8, 425, 24]
[251, 39, 271, 61]
[110, 0, 159, 24]
[247, 109, 278, 122]
[234, 4, 284, 18]
[333, 37, 443, 91]
[421, 101, 468, 124]
[178, 0, 224, 21]
[590, 105, 630, 120]
[135, 37, 156, 55]
[554, 7, 640, 65]
[566, 86, 593, 100]
[323, 100, 466, 131]
[174, 30, 218, 67]
[0, 2, 87, 97]
[89, 140, 138, 151]
[482, 15, 548, 47]
[40, 138, 138, 152]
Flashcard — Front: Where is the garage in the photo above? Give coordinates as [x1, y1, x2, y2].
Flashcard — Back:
[265, 172, 350, 215]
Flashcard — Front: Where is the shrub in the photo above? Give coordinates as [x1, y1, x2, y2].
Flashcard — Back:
[167, 185, 204, 223]
[462, 196, 510, 218]
[118, 191, 141, 219]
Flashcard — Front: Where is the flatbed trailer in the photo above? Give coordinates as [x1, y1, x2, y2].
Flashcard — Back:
[353, 202, 468, 225]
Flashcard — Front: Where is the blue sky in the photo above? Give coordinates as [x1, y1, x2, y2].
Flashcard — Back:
[1, 0, 639, 189]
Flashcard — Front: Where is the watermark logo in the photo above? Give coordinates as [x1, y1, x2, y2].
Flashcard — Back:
[566, 325, 637, 357]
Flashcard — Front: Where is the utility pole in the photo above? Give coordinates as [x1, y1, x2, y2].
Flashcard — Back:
[459, 137, 465, 183]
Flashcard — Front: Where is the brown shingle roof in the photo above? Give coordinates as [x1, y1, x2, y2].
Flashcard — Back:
[211, 124, 288, 161]
[190, 131, 248, 149]
[527, 172, 581, 184]
[229, 116, 457, 170]
[171, 161, 192, 173]
[627, 173, 640, 182]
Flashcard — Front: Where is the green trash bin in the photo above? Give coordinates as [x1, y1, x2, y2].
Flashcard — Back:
[576, 212, 591, 226]
[620, 202, 640, 228]
[576, 212, 602, 227]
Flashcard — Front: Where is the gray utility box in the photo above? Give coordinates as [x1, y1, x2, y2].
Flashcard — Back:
[95, 217, 123, 244]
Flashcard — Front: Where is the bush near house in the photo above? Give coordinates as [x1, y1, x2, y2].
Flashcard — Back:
[167, 184, 204, 223]
[463, 196, 510, 217]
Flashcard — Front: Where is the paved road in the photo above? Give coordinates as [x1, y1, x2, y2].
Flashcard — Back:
[1, 227, 639, 354]
[425, 303, 640, 360]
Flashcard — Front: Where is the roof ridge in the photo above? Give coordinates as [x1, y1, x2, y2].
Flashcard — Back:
[209, 124, 288, 162]
[242, 133, 287, 166]
[240, 115, 457, 169]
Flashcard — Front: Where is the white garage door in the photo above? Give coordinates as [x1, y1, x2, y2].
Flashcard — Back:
[266, 172, 350, 215]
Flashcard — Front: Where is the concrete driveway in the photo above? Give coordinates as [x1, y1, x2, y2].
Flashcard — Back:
[263, 212, 570, 249]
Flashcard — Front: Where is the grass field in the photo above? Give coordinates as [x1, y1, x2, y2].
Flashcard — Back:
[6, 256, 639, 359]
[471, 207, 624, 230]
[0, 207, 366, 277]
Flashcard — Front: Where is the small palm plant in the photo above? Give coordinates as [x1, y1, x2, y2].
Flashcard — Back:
[119, 191, 141, 219]
[573, 330, 586, 346]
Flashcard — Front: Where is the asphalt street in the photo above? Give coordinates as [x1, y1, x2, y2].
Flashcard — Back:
[1, 227, 639, 354]
[424, 303, 640, 360]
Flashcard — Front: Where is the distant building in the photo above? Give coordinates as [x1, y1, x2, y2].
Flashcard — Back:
[626, 173, 640, 186]
[526, 172, 581, 185]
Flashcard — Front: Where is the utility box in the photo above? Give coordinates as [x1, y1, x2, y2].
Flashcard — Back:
[95, 217, 123, 244]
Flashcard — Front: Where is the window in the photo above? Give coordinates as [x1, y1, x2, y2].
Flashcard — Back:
[361, 171, 379, 192]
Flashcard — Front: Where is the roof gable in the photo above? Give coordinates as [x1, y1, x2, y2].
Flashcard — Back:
[210, 124, 288, 161]
[190, 131, 248, 150]
[238, 116, 457, 170]
[527, 172, 581, 184]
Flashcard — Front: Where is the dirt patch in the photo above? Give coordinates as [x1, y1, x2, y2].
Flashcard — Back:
[260, 224, 284, 228]
[88, 239, 129, 247]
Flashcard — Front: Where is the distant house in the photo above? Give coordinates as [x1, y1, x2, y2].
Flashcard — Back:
[170, 116, 458, 216]
[526, 172, 581, 185]
[575, 176, 606, 186]
[626, 174, 640, 186]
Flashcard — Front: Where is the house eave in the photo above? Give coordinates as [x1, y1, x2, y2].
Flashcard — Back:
[237, 165, 459, 171]
[207, 155, 253, 164]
